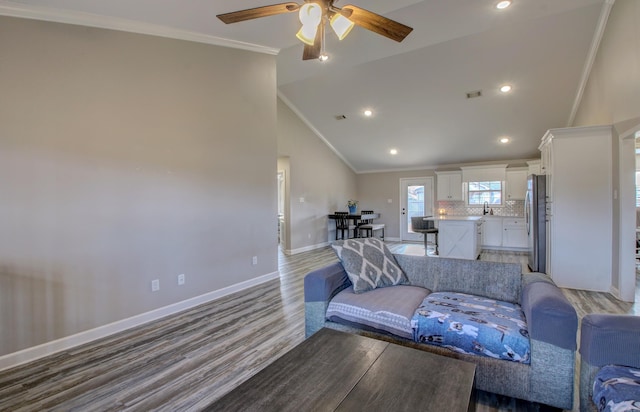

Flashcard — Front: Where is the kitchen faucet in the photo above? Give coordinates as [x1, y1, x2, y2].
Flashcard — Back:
[483, 201, 489, 215]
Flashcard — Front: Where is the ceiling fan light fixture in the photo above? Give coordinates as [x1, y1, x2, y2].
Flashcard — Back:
[296, 26, 318, 45]
[296, 3, 322, 45]
[330, 13, 355, 41]
[319, 53, 329, 62]
[299, 3, 322, 25]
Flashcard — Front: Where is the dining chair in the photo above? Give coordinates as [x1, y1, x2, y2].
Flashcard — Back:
[410, 216, 438, 255]
[334, 212, 356, 240]
[357, 210, 385, 240]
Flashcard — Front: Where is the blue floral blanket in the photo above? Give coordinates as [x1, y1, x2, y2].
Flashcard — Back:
[410, 292, 530, 363]
[593, 365, 640, 411]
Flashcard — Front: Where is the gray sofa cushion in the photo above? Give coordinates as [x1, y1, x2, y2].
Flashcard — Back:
[331, 238, 408, 293]
[327, 285, 431, 339]
[412, 291, 531, 363]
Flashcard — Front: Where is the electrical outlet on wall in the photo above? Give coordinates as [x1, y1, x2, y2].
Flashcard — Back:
[151, 279, 160, 292]
[252, 256, 258, 265]
[178, 274, 185, 285]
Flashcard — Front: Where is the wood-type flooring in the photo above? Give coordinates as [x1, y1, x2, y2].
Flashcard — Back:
[0, 242, 637, 411]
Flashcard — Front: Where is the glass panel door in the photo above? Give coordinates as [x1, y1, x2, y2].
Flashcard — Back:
[400, 177, 434, 241]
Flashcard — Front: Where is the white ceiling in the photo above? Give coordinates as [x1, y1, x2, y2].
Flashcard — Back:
[1, 0, 607, 172]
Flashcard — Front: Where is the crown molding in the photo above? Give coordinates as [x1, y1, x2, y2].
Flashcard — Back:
[0, 1, 279, 55]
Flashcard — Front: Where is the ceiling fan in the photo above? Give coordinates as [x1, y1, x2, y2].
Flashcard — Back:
[217, 1, 413, 61]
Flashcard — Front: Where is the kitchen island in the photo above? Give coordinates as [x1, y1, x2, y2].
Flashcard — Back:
[426, 216, 483, 260]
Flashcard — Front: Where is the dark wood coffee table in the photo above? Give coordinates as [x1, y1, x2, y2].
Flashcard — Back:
[207, 328, 476, 412]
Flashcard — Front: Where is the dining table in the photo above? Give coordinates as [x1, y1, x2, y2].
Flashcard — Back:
[327, 212, 379, 222]
[328, 212, 380, 239]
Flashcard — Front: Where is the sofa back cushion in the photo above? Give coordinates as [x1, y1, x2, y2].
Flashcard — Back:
[331, 238, 408, 293]
[393, 254, 522, 303]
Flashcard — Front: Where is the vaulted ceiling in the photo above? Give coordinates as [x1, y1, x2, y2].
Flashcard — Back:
[0, 0, 608, 172]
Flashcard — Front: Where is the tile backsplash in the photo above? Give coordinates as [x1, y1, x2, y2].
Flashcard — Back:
[436, 200, 524, 217]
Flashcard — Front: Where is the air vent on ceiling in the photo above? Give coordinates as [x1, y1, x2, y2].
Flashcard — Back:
[335, 115, 347, 120]
[466, 90, 483, 99]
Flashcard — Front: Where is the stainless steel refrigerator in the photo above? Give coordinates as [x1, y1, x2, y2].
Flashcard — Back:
[525, 174, 546, 273]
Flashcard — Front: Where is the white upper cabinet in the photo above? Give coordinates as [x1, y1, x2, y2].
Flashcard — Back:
[527, 160, 541, 176]
[505, 168, 528, 200]
[436, 171, 463, 201]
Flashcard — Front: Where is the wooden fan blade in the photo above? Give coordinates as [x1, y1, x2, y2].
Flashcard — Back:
[217, 3, 300, 24]
[341, 5, 413, 42]
[302, 24, 323, 60]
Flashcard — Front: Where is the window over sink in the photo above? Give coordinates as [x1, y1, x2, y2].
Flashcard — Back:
[467, 181, 503, 206]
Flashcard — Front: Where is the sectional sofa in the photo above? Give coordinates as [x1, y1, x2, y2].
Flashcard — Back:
[304, 239, 578, 410]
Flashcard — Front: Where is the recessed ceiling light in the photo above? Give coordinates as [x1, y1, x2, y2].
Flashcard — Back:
[364, 109, 373, 117]
[500, 85, 512, 93]
[496, 1, 512, 9]
[390, 149, 398, 155]
[500, 137, 510, 144]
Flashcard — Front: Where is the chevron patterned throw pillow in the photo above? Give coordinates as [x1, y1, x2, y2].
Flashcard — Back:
[331, 238, 408, 293]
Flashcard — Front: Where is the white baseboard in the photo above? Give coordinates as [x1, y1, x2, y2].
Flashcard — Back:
[286, 241, 330, 255]
[610, 285, 621, 300]
[0, 270, 280, 372]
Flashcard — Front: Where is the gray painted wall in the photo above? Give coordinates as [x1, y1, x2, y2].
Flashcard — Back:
[573, 0, 640, 128]
[277, 99, 357, 253]
[572, 0, 640, 302]
[0, 17, 278, 356]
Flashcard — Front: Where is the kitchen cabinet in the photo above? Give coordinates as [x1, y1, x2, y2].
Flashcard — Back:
[505, 168, 527, 200]
[527, 160, 541, 176]
[432, 216, 482, 260]
[540, 126, 613, 291]
[480, 217, 527, 250]
[481, 217, 503, 247]
[539, 141, 553, 202]
[436, 171, 462, 201]
[502, 218, 527, 248]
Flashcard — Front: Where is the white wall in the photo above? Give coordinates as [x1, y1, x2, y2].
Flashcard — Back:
[0, 16, 278, 358]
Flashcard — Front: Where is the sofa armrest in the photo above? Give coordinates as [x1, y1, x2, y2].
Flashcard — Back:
[304, 262, 350, 303]
[580, 313, 640, 368]
[579, 314, 640, 412]
[304, 262, 351, 337]
[521, 280, 577, 350]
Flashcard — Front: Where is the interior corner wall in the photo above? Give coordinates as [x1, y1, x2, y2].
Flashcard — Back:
[0, 16, 278, 356]
[572, 0, 640, 127]
[277, 98, 357, 253]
